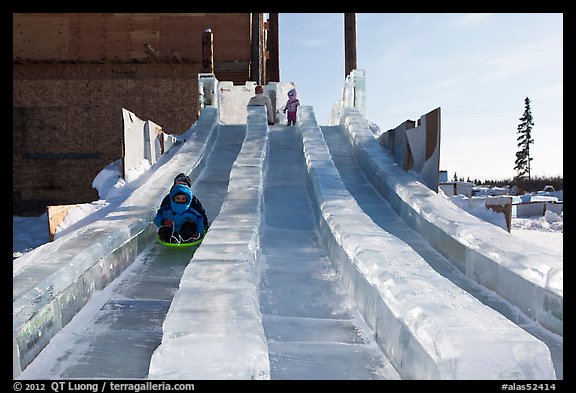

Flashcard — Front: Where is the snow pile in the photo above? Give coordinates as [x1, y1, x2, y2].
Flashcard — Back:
[446, 194, 508, 231]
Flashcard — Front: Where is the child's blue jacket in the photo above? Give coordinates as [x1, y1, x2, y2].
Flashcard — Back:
[154, 184, 205, 233]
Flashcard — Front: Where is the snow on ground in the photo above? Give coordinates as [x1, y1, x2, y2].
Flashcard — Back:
[510, 214, 563, 256]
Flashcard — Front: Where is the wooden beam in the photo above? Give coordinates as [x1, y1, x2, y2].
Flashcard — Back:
[250, 13, 263, 84]
[201, 29, 214, 73]
[344, 13, 357, 78]
[267, 13, 280, 82]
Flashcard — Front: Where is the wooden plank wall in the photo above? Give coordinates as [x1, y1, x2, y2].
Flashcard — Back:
[13, 13, 251, 63]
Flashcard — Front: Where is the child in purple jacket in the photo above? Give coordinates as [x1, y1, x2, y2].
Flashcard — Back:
[282, 89, 300, 126]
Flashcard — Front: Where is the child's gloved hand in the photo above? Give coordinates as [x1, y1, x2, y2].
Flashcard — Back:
[163, 219, 174, 227]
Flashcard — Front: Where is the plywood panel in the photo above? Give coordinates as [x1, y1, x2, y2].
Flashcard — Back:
[14, 13, 251, 63]
[47, 204, 78, 241]
[425, 107, 439, 160]
[13, 15, 69, 61]
[158, 13, 250, 62]
[68, 13, 109, 61]
[103, 15, 159, 61]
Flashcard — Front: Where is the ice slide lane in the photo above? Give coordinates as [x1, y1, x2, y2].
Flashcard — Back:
[320, 123, 563, 379]
[17, 121, 247, 379]
[257, 125, 399, 379]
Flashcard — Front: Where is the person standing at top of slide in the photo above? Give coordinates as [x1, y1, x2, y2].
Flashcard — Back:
[248, 85, 275, 125]
[282, 88, 300, 126]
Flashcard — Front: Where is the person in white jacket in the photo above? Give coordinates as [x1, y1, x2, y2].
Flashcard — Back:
[248, 85, 275, 125]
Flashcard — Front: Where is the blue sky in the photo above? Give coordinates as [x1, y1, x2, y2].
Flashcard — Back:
[278, 13, 563, 181]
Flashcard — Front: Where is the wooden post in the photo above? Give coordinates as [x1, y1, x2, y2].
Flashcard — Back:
[267, 13, 280, 82]
[250, 13, 262, 84]
[344, 13, 357, 78]
[260, 14, 266, 84]
[202, 28, 214, 73]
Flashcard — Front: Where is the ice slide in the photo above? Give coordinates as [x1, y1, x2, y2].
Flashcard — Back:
[14, 96, 561, 380]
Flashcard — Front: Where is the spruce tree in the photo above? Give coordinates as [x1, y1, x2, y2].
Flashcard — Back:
[514, 97, 535, 181]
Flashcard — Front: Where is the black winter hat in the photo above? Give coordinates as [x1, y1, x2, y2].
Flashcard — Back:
[174, 173, 192, 188]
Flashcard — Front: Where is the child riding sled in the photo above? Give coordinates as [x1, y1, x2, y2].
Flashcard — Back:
[154, 183, 205, 244]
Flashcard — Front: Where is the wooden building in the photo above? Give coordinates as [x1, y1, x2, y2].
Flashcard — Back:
[13, 13, 279, 215]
